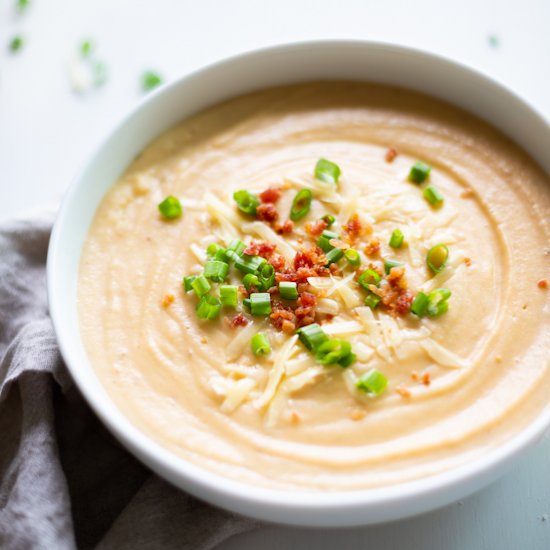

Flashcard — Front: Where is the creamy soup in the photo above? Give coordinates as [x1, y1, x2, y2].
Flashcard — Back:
[79, 82, 550, 490]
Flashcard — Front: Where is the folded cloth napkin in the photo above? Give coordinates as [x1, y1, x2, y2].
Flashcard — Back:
[0, 212, 258, 550]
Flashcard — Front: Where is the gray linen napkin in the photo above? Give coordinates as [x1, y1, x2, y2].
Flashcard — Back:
[0, 212, 258, 550]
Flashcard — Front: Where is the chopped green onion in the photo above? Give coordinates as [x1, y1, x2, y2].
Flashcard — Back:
[338, 352, 357, 368]
[242, 273, 260, 291]
[356, 368, 388, 396]
[258, 262, 275, 290]
[408, 160, 432, 184]
[191, 274, 210, 297]
[426, 244, 449, 273]
[93, 61, 108, 87]
[16, 0, 30, 12]
[423, 185, 444, 206]
[242, 298, 251, 310]
[315, 158, 341, 185]
[321, 214, 335, 227]
[234, 254, 266, 275]
[233, 190, 259, 216]
[344, 248, 361, 267]
[227, 239, 246, 256]
[279, 281, 298, 300]
[251, 332, 271, 355]
[426, 288, 451, 317]
[158, 196, 182, 219]
[290, 188, 312, 221]
[325, 247, 343, 265]
[297, 323, 329, 351]
[384, 259, 403, 275]
[358, 269, 381, 290]
[315, 339, 353, 367]
[364, 293, 381, 310]
[207, 243, 227, 261]
[249, 292, 271, 316]
[411, 292, 429, 317]
[317, 229, 339, 252]
[142, 70, 163, 92]
[196, 294, 221, 320]
[203, 260, 229, 283]
[389, 229, 404, 249]
[183, 275, 197, 293]
[9, 35, 24, 52]
[80, 39, 93, 57]
[219, 285, 238, 307]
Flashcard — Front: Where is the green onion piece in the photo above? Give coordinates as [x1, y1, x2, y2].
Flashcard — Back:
[297, 323, 329, 351]
[290, 189, 312, 221]
[408, 160, 432, 184]
[411, 291, 429, 317]
[249, 292, 271, 316]
[196, 294, 221, 320]
[207, 243, 224, 258]
[338, 352, 357, 368]
[258, 262, 275, 290]
[344, 248, 361, 267]
[16, 0, 30, 13]
[233, 190, 259, 216]
[279, 281, 298, 300]
[242, 298, 251, 310]
[315, 158, 341, 185]
[384, 259, 403, 275]
[203, 260, 229, 283]
[93, 61, 108, 87]
[356, 368, 388, 396]
[426, 244, 449, 274]
[321, 214, 335, 227]
[426, 288, 451, 317]
[251, 332, 271, 355]
[315, 339, 353, 367]
[219, 285, 238, 307]
[142, 70, 163, 92]
[191, 274, 210, 297]
[80, 39, 93, 57]
[423, 185, 444, 206]
[325, 247, 343, 265]
[242, 273, 260, 291]
[183, 275, 197, 293]
[364, 293, 381, 310]
[317, 229, 339, 252]
[234, 254, 266, 275]
[227, 239, 246, 256]
[358, 269, 381, 290]
[9, 35, 24, 52]
[389, 229, 404, 249]
[158, 196, 182, 219]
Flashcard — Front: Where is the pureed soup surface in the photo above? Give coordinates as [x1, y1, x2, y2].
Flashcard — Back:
[79, 82, 550, 491]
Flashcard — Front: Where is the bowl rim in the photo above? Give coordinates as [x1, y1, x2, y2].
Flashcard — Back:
[47, 39, 550, 526]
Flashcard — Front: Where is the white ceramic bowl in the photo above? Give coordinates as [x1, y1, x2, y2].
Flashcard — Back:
[47, 41, 550, 527]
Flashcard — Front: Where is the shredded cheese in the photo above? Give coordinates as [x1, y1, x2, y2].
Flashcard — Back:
[220, 378, 257, 413]
[420, 338, 467, 369]
[242, 221, 296, 260]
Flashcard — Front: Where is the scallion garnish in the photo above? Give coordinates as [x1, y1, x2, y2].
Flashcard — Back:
[142, 70, 163, 92]
[233, 190, 259, 216]
[384, 259, 403, 274]
[183, 275, 197, 293]
[364, 293, 381, 310]
[207, 243, 227, 262]
[9, 35, 24, 52]
[243, 273, 260, 291]
[411, 292, 429, 317]
[196, 294, 221, 320]
[226, 239, 246, 261]
[234, 254, 266, 275]
[356, 368, 388, 396]
[158, 196, 182, 219]
[426, 288, 451, 317]
[297, 323, 329, 351]
[258, 262, 275, 290]
[321, 214, 335, 227]
[16, 0, 30, 12]
[191, 274, 210, 297]
[219, 285, 238, 307]
[203, 260, 229, 283]
[315, 158, 341, 185]
[423, 185, 444, 206]
[317, 229, 339, 252]
[426, 244, 449, 273]
[358, 269, 381, 290]
[408, 160, 432, 184]
[325, 247, 343, 265]
[93, 61, 108, 87]
[290, 188, 312, 221]
[249, 292, 271, 316]
[242, 298, 251, 310]
[315, 339, 354, 367]
[251, 332, 271, 355]
[389, 229, 404, 249]
[279, 281, 298, 300]
[80, 39, 93, 57]
[344, 248, 361, 267]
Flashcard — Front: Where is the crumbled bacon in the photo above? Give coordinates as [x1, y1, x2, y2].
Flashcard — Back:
[243, 241, 277, 258]
[281, 319, 296, 334]
[422, 372, 431, 386]
[305, 219, 328, 237]
[298, 291, 316, 308]
[364, 238, 380, 256]
[394, 290, 414, 315]
[343, 214, 362, 241]
[161, 294, 175, 307]
[386, 266, 408, 290]
[538, 279, 549, 289]
[464, 257, 472, 267]
[270, 300, 296, 330]
[229, 313, 249, 328]
[259, 186, 282, 203]
[268, 253, 286, 271]
[256, 203, 279, 223]
[395, 385, 411, 398]
[275, 219, 294, 234]
[385, 147, 398, 163]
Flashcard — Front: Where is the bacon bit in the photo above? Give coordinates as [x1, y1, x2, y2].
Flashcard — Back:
[268, 253, 286, 271]
[411, 371, 419, 382]
[343, 214, 362, 241]
[256, 203, 279, 223]
[460, 188, 475, 198]
[161, 294, 175, 307]
[464, 257, 472, 267]
[289, 411, 301, 425]
[298, 291, 316, 308]
[495, 355, 502, 363]
[538, 279, 549, 289]
[275, 219, 294, 234]
[395, 385, 412, 398]
[350, 409, 365, 421]
[293, 247, 326, 270]
[394, 291, 414, 315]
[305, 219, 328, 237]
[259, 186, 282, 203]
[281, 319, 296, 334]
[385, 147, 398, 163]
[364, 238, 380, 256]
[386, 266, 406, 287]
[328, 262, 341, 275]
[270, 300, 297, 330]
[229, 313, 249, 328]
[422, 372, 431, 386]
[329, 238, 350, 250]
[243, 241, 277, 258]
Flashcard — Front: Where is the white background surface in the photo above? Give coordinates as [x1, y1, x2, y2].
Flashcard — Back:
[2, 0, 549, 548]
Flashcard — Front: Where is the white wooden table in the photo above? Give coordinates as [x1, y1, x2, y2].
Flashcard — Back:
[2, 1, 549, 548]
